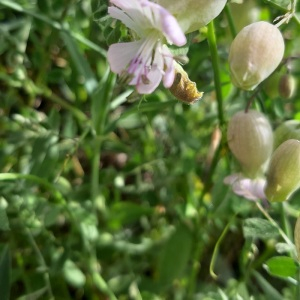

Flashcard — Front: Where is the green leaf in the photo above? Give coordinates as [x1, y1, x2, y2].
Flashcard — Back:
[264, 256, 297, 278]
[243, 218, 279, 240]
[0, 208, 10, 231]
[156, 223, 193, 287]
[0, 245, 11, 300]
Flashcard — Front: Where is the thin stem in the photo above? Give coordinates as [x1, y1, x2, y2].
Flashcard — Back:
[224, 4, 237, 38]
[207, 21, 225, 126]
[91, 72, 116, 207]
[209, 215, 236, 279]
[256, 202, 295, 250]
[280, 202, 293, 241]
[245, 88, 261, 113]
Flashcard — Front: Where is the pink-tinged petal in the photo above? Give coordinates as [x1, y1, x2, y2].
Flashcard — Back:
[136, 48, 164, 94]
[139, 1, 186, 46]
[224, 173, 266, 201]
[110, 0, 138, 10]
[107, 40, 143, 74]
[110, 1, 152, 36]
[161, 45, 175, 88]
[108, 7, 144, 36]
[159, 7, 186, 46]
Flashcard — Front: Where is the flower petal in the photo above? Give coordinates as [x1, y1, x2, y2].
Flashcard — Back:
[224, 173, 266, 201]
[107, 40, 143, 74]
[159, 6, 186, 46]
[108, 7, 144, 36]
[161, 44, 175, 88]
[139, 1, 186, 46]
[136, 47, 164, 94]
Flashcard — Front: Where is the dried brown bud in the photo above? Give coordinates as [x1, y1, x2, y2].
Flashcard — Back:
[169, 63, 203, 105]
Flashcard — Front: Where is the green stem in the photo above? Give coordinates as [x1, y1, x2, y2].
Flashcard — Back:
[280, 202, 293, 241]
[91, 72, 116, 206]
[224, 4, 237, 38]
[256, 202, 295, 253]
[209, 215, 236, 279]
[207, 21, 225, 126]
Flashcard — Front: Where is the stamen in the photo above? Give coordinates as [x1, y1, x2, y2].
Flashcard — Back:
[141, 74, 150, 84]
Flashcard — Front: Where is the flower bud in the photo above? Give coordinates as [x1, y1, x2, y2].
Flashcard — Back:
[156, 0, 227, 33]
[169, 63, 203, 104]
[264, 139, 300, 202]
[274, 120, 300, 149]
[227, 110, 273, 177]
[279, 74, 297, 99]
[294, 217, 300, 260]
[229, 21, 285, 90]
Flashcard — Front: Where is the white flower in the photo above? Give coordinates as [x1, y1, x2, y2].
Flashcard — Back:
[107, 0, 186, 94]
[224, 173, 266, 201]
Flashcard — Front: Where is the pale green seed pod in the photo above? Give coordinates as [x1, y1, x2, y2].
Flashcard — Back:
[279, 74, 297, 99]
[265, 139, 300, 202]
[229, 21, 285, 90]
[294, 217, 300, 260]
[155, 0, 227, 33]
[227, 110, 273, 178]
[274, 120, 300, 149]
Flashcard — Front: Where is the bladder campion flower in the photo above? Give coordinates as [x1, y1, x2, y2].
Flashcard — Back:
[107, 0, 187, 94]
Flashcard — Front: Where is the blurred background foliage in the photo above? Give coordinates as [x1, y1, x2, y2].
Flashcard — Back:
[1, 0, 300, 299]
